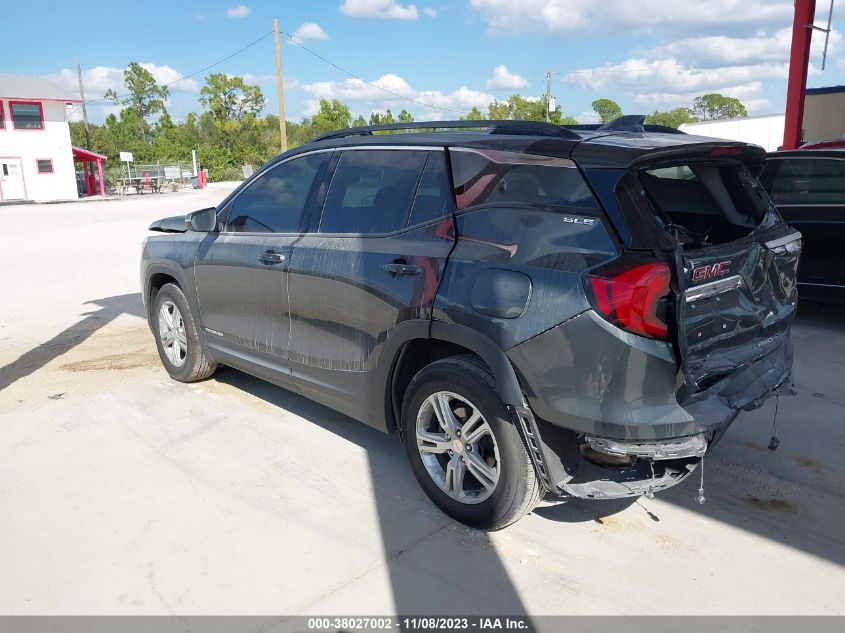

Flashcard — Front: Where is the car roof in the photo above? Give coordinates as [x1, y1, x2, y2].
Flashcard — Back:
[276, 119, 766, 170]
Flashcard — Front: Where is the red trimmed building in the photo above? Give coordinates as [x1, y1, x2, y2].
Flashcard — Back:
[0, 74, 106, 202]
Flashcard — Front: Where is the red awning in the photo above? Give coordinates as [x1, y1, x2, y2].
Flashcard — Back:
[72, 146, 108, 162]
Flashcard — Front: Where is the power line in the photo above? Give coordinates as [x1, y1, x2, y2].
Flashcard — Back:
[69, 28, 470, 121]
[65, 31, 274, 121]
[283, 32, 470, 115]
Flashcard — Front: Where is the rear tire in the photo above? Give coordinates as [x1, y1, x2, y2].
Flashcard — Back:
[152, 283, 216, 382]
[401, 355, 542, 530]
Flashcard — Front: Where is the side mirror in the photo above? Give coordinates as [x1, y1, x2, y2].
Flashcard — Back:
[186, 207, 218, 232]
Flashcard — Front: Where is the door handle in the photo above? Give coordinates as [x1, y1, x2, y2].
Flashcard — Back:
[258, 251, 286, 264]
[383, 262, 423, 276]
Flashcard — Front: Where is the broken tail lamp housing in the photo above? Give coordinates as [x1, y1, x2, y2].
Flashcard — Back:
[586, 259, 672, 339]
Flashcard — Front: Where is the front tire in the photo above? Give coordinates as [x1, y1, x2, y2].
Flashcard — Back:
[401, 355, 542, 530]
[152, 283, 216, 382]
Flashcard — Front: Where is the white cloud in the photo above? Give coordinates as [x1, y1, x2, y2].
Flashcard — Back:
[561, 14, 843, 117]
[485, 65, 529, 90]
[226, 4, 251, 18]
[422, 7, 437, 17]
[630, 84, 772, 114]
[576, 110, 600, 124]
[291, 22, 329, 43]
[140, 64, 200, 93]
[640, 27, 842, 68]
[564, 58, 787, 114]
[340, 0, 419, 20]
[469, 0, 793, 34]
[565, 58, 790, 95]
[297, 72, 494, 118]
[51, 64, 199, 101]
[239, 73, 274, 84]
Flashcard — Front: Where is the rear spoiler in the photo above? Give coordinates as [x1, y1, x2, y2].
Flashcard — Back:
[626, 142, 768, 170]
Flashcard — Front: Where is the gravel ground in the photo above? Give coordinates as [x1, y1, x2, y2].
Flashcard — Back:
[0, 189, 843, 616]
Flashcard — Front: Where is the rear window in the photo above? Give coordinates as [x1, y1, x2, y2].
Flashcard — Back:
[449, 148, 599, 211]
[639, 161, 771, 246]
[761, 157, 845, 205]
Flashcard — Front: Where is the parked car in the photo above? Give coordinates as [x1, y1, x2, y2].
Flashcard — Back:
[760, 149, 844, 297]
[142, 118, 801, 529]
[800, 138, 845, 150]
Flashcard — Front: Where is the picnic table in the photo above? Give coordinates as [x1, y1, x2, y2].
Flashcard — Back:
[116, 176, 163, 195]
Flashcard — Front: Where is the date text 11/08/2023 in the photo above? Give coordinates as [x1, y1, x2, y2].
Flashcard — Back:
[306, 616, 531, 631]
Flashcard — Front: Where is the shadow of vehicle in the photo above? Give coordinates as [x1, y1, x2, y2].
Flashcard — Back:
[0, 293, 144, 392]
[213, 368, 539, 617]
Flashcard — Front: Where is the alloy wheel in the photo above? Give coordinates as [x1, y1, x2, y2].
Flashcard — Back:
[415, 391, 500, 504]
[158, 300, 187, 367]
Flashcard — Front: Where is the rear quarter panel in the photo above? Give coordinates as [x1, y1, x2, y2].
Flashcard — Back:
[433, 205, 619, 350]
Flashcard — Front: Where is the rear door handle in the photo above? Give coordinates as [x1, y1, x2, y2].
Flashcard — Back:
[258, 251, 286, 264]
[383, 262, 423, 276]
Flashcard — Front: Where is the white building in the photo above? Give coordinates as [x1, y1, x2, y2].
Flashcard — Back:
[678, 86, 845, 151]
[680, 114, 786, 152]
[0, 74, 106, 203]
[802, 85, 845, 144]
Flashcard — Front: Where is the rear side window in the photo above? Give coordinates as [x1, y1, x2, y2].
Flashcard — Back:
[407, 152, 453, 226]
[449, 148, 599, 211]
[319, 150, 427, 234]
[226, 153, 325, 233]
[761, 158, 845, 204]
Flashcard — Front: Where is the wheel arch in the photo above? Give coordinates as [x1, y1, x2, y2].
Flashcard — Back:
[383, 321, 528, 435]
[143, 263, 191, 325]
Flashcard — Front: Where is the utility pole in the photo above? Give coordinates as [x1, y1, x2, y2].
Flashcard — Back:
[274, 18, 288, 153]
[544, 71, 552, 122]
[76, 63, 92, 150]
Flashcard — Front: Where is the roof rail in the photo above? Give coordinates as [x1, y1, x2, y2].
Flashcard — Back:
[310, 119, 582, 143]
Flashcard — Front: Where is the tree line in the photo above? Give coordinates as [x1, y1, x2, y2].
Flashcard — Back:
[71, 63, 749, 182]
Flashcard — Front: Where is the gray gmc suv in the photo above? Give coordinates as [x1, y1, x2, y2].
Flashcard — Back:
[141, 118, 801, 529]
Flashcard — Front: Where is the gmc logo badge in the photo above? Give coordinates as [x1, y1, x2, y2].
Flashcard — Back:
[692, 261, 731, 282]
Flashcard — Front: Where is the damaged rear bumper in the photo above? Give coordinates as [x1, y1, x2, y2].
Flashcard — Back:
[507, 309, 793, 499]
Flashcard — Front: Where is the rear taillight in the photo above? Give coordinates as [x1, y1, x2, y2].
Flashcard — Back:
[586, 260, 672, 339]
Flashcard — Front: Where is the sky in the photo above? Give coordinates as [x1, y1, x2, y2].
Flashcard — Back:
[3, 0, 844, 125]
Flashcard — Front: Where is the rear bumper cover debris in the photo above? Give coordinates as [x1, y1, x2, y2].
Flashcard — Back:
[585, 433, 708, 461]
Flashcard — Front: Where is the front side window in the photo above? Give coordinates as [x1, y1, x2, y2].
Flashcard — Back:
[450, 148, 599, 211]
[0, 101, 5, 130]
[319, 150, 428, 234]
[36, 159, 53, 173]
[226, 153, 326, 233]
[761, 158, 845, 205]
[11, 101, 44, 130]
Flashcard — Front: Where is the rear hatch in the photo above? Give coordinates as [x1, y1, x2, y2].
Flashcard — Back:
[614, 144, 801, 404]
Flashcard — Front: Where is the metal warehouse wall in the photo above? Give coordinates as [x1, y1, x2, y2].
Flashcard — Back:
[803, 89, 845, 143]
